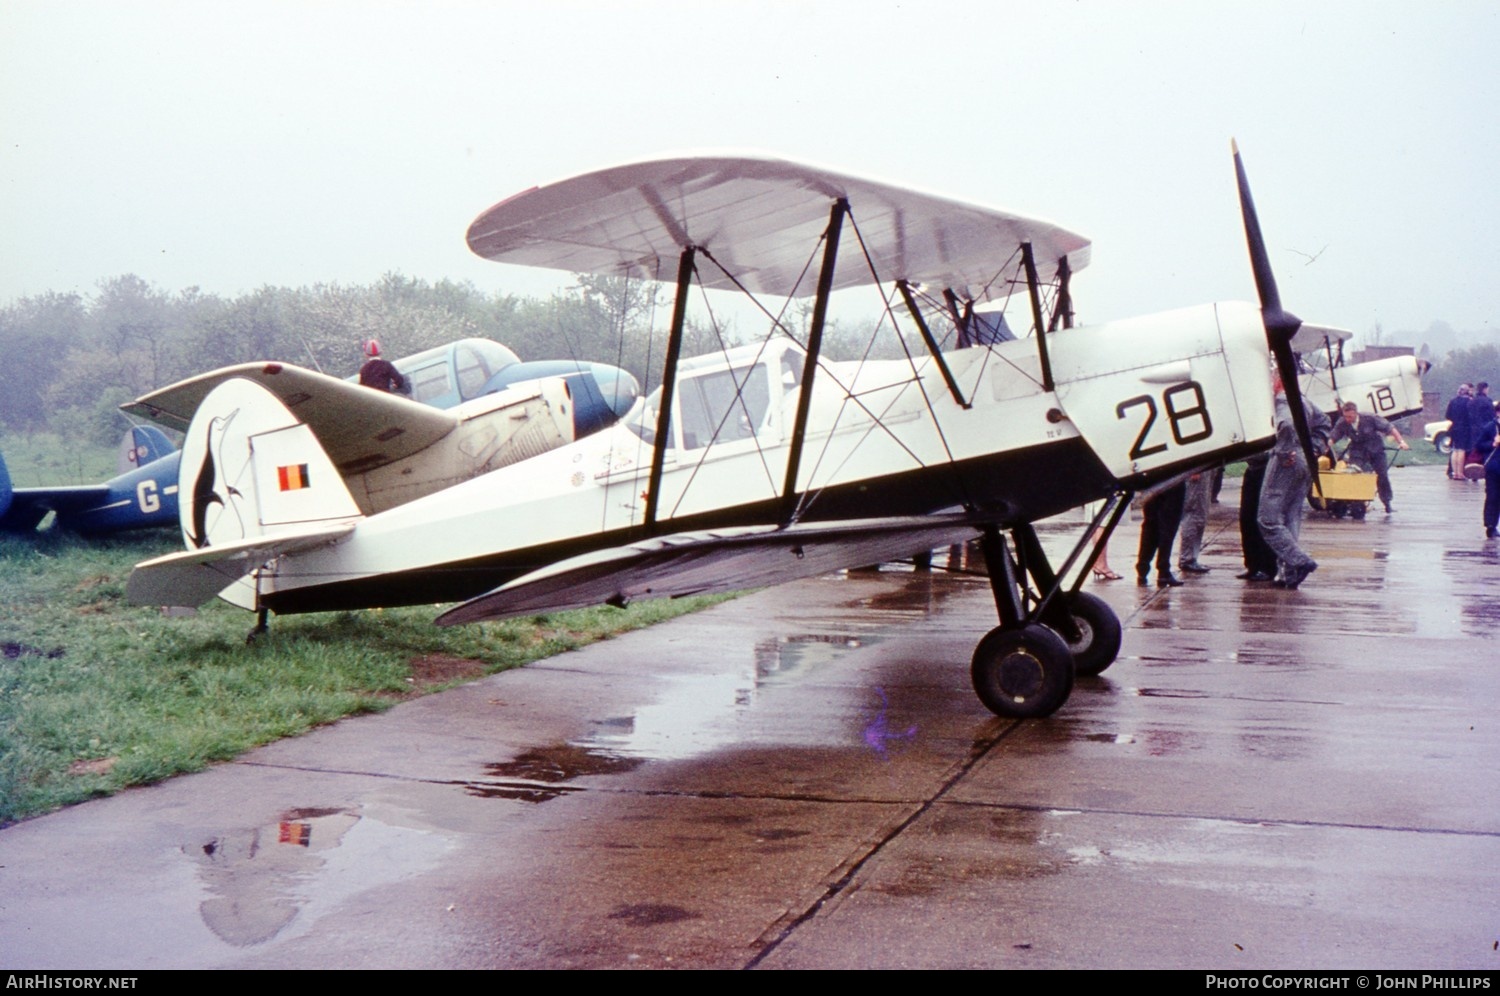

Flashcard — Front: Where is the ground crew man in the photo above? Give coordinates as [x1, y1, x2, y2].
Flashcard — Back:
[1258, 374, 1332, 589]
[1329, 401, 1408, 513]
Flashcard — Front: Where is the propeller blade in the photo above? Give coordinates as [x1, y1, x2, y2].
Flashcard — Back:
[1232, 140, 1324, 490]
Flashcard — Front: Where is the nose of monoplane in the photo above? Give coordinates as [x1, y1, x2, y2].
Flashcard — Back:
[595, 366, 641, 420]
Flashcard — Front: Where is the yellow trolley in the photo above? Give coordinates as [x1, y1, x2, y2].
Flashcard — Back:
[1308, 456, 1377, 520]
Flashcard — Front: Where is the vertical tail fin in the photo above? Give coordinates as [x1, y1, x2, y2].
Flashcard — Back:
[118, 425, 176, 475]
[179, 378, 362, 551]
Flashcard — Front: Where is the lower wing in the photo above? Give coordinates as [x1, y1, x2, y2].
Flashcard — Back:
[436, 514, 982, 626]
[0, 486, 111, 532]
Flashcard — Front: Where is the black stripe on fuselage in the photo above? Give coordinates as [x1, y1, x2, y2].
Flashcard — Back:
[260, 436, 1261, 616]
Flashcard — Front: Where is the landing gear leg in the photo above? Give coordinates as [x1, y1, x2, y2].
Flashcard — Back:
[971, 526, 1074, 718]
[246, 607, 269, 645]
[247, 570, 270, 644]
[1018, 498, 1127, 676]
[969, 501, 1128, 717]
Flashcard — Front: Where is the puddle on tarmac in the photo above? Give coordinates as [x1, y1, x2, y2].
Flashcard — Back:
[563, 633, 874, 762]
[756, 633, 871, 681]
[465, 744, 646, 802]
[187, 805, 447, 948]
[840, 566, 981, 616]
[1083, 733, 1138, 745]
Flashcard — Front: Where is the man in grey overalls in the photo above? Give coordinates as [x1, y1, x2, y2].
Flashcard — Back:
[1258, 373, 1332, 589]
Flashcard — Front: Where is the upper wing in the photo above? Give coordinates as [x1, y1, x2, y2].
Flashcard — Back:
[466, 152, 1091, 298]
[122, 363, 459, 475]
[0, 486, 110, 531]
[436, 514, 981, 626]
[1290, 323, 1353, 353]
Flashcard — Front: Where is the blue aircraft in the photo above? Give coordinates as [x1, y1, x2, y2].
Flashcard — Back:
[7, 339, 638, 537]
[0, 425, 181, 534]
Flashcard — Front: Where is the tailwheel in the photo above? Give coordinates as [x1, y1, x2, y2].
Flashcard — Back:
[1060, 591, 1122, 677]
[971, 623, 1074, 719]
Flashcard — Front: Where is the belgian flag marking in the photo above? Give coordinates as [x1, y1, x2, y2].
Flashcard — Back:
[278, 463, 311, 491]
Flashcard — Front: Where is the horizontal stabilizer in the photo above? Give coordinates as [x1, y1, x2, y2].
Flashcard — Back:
[437, 514, 980, 626]
[127, 523, 356, 608]
[124, 362, 458, 475]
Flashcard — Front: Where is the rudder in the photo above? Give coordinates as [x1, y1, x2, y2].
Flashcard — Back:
[179, 378, 361, 551]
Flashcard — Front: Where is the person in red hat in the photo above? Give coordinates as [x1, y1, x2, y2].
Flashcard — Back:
[357, 339, 408, 394]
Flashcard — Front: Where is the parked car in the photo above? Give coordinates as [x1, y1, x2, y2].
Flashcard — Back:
[1425, 420, 1453, 454]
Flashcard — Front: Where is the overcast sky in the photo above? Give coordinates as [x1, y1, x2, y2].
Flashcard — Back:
[2, 0, 1495, 344]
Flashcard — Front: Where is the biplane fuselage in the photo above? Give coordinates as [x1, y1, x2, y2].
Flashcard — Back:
[129, 299, 1276, 616]
[125, 149, 1381, 718]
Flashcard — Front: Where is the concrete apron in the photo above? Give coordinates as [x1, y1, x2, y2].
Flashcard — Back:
[1, 463, 1496, 969]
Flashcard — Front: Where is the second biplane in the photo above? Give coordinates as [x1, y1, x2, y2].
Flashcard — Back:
[128, 145, 1341, 718]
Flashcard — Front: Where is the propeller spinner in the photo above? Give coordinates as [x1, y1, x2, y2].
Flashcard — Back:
[1232, 140, 1324, 489]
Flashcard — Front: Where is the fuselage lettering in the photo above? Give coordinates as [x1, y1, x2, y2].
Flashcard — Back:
[136, 480, 160, 514]
[1117, 380, 1214, 460]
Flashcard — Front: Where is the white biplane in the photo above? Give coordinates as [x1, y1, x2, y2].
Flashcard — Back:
[128, 145, 1340, 718]
[1288, 324, 1426, 421]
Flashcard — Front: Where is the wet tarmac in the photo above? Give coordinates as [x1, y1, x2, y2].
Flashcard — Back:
[2, 465, 1497, 969]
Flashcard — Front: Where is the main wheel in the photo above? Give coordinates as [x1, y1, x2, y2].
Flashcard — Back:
[1434, 431, 1452, 455]
[1060, 591, 1123, 677]
[971, 623, 1074, 719]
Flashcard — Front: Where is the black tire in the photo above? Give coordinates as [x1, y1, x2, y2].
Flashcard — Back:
[1061, 591, 1123, 677]
[1434, 431, 1452, 455]
[971, 623, 1074, 718]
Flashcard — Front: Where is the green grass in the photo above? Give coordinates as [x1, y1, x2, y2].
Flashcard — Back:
[0, 529, 731, 824]
[0, 430, 120, 487]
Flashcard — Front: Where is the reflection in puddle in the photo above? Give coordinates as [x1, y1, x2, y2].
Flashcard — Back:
[466, 745, 645, 802]
[756, 633, 869, 681]
[842, 567, 981, 616]
[188, 806, 446, 948]
[571, 634, 873, 762]
[581, 671, 756, 761]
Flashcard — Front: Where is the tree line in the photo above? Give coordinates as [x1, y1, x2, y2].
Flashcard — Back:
[0, 272, 754, 449]
[3, 270, 1487, 451]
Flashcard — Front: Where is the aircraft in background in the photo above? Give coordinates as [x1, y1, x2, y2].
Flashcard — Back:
[121, 337, 638, 536]
[1, 425, 180, 534]
[128, 146, 1341, 719]
[1289, 323, 1425, 422]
